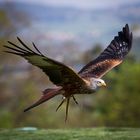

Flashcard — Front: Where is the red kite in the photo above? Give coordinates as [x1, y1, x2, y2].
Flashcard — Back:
[4, 24, 133, 121]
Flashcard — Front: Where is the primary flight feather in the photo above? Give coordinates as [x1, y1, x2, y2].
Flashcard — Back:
[4, 24, 133, 121]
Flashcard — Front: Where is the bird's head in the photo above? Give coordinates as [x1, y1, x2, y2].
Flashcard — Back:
[90, 78, 106, 89]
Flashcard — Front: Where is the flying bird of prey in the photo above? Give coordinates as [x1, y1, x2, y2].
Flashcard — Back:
[4, 24, 132, 121]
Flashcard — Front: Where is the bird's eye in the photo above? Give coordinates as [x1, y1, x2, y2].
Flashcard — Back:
[97, 81, 101, 84]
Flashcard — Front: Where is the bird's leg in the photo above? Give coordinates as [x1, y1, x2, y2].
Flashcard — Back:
[72, 95, 79, 105]
[65, 97, 70, 122]
[56, 96, 66, 112]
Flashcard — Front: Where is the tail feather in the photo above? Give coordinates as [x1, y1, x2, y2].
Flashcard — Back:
[24, 87, 62, 112]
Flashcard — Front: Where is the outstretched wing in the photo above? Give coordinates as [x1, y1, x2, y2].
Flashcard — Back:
[79, 24, 133, 78]
[4, 37, 85, 86]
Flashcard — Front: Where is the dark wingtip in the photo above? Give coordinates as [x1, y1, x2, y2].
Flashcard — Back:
[125, 24, 129, 29]
[17, 36, 21, 41]
[17, 36, 22, 43]
[122, 24, 133, 52]
[122, 24, 132, 41]
[7, 40, 11, 44]
[3, 45, 8, 48]
[17, 36, 24, 44]
[125, 24, 129, 34]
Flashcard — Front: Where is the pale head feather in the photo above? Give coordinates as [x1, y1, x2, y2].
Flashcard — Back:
[89, 78, 106, 89]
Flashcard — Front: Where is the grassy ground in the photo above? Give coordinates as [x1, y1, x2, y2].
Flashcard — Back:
[0, 128, 140, 140]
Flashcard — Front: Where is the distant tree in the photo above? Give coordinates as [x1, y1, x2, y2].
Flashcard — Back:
[91, 60, 140, 127]
[0, 2, 29, 39]
[0, 2, 30, 62]
[0, 2, 30, 128]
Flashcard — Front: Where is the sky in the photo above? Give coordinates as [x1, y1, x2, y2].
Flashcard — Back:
[2, 0, 140, 10]
[1, 0, 139, 48]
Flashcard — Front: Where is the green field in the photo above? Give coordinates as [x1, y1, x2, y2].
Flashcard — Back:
[0, 128, 140, 140]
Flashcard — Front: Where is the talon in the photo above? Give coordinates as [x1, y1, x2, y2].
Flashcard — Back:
[56, 97, 66, 112]
[72, 96, 79, 105]
[65, 97, 70, 122]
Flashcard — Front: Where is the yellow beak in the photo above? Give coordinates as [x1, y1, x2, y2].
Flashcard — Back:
[102, 83, 106, 87]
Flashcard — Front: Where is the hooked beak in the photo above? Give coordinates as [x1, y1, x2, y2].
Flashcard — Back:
[102, 83, 106, 87]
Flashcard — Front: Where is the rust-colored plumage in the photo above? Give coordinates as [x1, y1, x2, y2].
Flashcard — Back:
[4, 24, 133, 121]
[79, 24, 132, 78]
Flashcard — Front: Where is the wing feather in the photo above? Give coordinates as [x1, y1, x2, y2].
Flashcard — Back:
[79, 24, 133, 78]
[4, 37, 85, 86]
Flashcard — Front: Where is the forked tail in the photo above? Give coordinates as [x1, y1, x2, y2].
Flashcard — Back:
[24, 87, 62, 112]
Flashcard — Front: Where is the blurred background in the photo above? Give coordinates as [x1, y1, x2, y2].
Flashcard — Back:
[0, 0, 140, 128]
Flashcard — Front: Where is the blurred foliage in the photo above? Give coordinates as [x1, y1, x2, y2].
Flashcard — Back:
[0, 2, 140, 129]
[94, 60, 140, 127]
[0, 2, 29, 39]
